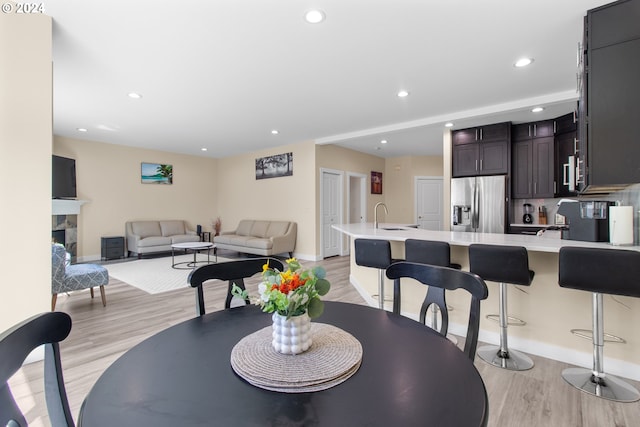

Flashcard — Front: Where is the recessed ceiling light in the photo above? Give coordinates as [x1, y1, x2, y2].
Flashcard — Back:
[201, 148, 208, 152]
[380, 140, 388, 144]
[397, 90, 409, 98]
[304, 9, 325, 24]
[445, 122, 454, 128]
[271, 130, 279, 135]
[514, 58, 533, 68]
[76, 128, 87, 132]
[128, 92, 142, 99]
[532, 107, 544, 113]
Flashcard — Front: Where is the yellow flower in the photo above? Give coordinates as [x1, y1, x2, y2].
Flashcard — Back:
[286, 257, 297, 264]
[262, 261, 270, 272]
[280, 270, 293, 281]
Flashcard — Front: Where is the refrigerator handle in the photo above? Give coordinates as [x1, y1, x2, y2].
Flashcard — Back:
[472, 183, 479, 230]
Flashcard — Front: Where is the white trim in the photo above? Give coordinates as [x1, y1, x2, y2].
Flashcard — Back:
[316, 90, 577, 144]
[52, 199, 88, 215]
[345, 172, 367, 255]
[319, 168, 344, 258]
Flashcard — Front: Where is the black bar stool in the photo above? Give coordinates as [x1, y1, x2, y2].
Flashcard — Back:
[558, 247, 640, 402]
[404, 239, 461, 339]
[354, 239, 397, 309]
[469, 244, 535, 370]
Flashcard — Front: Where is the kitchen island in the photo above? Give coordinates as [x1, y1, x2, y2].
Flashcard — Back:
[333, 223, 640, 381]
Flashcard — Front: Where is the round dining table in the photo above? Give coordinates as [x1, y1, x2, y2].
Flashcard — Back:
[78, 301, 488, 426]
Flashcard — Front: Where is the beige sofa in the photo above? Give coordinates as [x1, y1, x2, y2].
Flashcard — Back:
[126, 220, 200, 258]
[213, 220, 296, 258]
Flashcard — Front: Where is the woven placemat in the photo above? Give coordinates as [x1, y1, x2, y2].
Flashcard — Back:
[230, 323, 363, 393]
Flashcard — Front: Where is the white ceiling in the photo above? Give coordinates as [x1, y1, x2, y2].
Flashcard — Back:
[46, 0, 610, 159]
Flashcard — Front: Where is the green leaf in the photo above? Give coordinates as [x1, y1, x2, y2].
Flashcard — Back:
[307, 297, 324, 319]
[314, 278, 330, 296]
[313, 266, 326, 279]
[230, 283, 248, 300]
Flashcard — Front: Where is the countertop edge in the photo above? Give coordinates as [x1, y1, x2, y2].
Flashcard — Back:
[333, 223, 640, 253]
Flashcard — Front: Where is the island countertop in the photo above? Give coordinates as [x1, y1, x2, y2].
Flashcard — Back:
[332, 223, 640, 253]
[333, 222, 640, 381]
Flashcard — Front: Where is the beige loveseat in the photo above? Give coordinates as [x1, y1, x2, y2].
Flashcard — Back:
[213, 220, 296, 258]
[126, 220, 200, 258]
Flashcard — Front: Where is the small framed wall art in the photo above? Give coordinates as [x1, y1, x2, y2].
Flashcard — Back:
[141, 162, 173, 184]
[255, 152, 293, 180]
[371, 171, 382, 194]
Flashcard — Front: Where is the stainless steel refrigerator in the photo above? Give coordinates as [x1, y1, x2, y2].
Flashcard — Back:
[451, 175, 506, 233]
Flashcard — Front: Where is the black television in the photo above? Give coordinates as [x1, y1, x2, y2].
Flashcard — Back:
[52, 155, 77, 199]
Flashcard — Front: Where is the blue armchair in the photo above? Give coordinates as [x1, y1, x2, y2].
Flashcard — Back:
[51, 244, 109, 311]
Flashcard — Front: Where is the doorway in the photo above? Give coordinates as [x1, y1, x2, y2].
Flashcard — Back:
[415, 176, 444, 230]
[320, 168, 343, 259]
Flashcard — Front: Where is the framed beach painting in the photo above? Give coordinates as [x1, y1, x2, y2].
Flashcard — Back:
[255, 152, 293, 180]
[141, 162, 173, 184]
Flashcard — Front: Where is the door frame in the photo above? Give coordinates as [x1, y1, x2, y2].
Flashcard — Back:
[414, 176, 444, 229]
[319, 168, 344, 259]
[345, 172, 367, 255]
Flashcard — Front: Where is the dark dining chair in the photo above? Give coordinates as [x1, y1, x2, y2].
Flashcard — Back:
[188, 257, 284, 316]
[386, 261, 488, 361]
[404, 239, 461, 337]
[1, 312, 74, 427]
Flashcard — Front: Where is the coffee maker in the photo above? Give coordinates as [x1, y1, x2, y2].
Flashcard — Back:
[557, 200, 613, 242]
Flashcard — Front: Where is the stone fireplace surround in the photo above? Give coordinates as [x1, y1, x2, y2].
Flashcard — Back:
[52, 199, 86, 263]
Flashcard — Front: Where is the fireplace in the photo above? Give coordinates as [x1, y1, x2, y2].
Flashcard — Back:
[52, 214, 77, 263]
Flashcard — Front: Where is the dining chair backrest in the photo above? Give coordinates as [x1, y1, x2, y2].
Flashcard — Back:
[188, 258, 285, 316]
[386, 261, 488, 361]
[1, 312, 74, 427]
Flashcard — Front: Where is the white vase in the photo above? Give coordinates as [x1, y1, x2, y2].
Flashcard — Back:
[271, 312, 312, 355]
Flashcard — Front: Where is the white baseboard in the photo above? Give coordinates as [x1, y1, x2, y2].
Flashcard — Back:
[349, 274, 640, 382]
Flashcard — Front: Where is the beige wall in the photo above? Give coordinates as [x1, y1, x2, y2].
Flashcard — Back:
[54, 137, 219, 260]
[315, 145, 445, 253]
[384, 155, 444, 223]
[316, 145, 385, 255]
[0, 10, 52, 330]
[216, 141, 317, 259]
[316, 144, 385, 220]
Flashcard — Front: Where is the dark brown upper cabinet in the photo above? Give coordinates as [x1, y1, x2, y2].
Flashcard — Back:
[512, 120, 554, 142]
[554, 112, 577, 135]
[578, 0, 640, 192]
[452, 122, 510, 177]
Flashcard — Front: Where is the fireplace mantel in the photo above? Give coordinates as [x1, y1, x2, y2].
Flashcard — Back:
[52, 199, 88, 215]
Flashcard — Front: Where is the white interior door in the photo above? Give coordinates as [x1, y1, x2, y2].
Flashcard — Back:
[415, 177, 443, 230]
[321, 169, 342, 258]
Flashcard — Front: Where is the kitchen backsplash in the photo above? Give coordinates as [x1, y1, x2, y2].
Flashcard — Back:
[510, 183, 640, 243]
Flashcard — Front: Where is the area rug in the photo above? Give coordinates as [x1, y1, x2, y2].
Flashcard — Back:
[105, 254, 232, 294]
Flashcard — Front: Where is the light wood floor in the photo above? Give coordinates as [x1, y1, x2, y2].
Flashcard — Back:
[10, 253, 640, 426]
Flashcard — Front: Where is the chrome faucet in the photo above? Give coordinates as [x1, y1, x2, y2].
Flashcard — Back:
[374, 202, 388, 229]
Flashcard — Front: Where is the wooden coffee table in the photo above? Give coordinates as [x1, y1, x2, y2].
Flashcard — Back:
[171, 242, 216, 269]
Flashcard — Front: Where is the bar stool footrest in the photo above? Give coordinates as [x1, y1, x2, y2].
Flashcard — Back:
[561, 367, 640, 402]
[485, 314, 527, 327]
[569, 329, 626, 344]
[477, 344, 534, 371]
